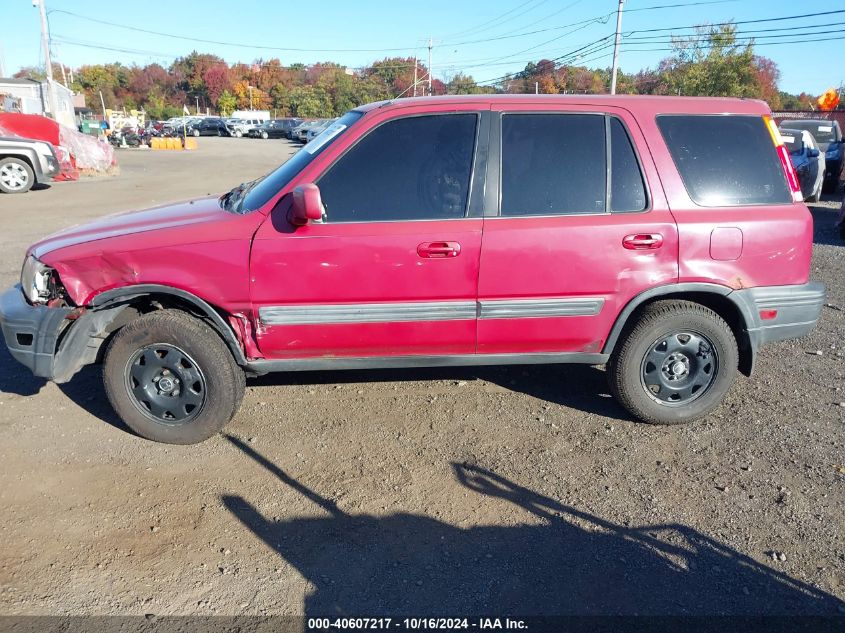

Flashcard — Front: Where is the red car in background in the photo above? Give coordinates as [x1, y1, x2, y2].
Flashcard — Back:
[0, 95, 825, 444]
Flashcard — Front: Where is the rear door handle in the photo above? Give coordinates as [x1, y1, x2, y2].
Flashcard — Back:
[622, 233, 663, 250]
[417, 241, 461, 258]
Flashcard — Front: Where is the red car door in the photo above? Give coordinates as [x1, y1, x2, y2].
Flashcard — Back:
[250, 107, 487, 359]
[477, 103, 678, 355]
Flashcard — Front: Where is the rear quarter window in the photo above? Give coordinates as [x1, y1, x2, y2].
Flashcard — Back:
[657, 115, 791, 206]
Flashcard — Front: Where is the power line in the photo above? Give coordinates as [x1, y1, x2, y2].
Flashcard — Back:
[440, 0, 552, 41]
[476, 30, 845, 86]
[441, 0, 587, 44]
[469, 8, 845, 86]
[444, 0, 743, 46]
[48, 9, 421, 53]
[625, 8, 845, 36]
[440, 0, 545, 39]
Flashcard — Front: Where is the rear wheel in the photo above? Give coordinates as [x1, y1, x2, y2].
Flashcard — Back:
[0, 157, 34, 194]
[608, 300, 738, 425]
[103, 310, 245, 444]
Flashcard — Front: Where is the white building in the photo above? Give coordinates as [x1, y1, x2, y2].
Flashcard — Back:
[0, 77, 76, 127]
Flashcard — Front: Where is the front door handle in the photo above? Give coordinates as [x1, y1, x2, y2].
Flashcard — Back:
[417, 241, 461, 258]
[622, 233, 663, 250]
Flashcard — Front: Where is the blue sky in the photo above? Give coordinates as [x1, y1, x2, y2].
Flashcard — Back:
[2, 0, 843, 95]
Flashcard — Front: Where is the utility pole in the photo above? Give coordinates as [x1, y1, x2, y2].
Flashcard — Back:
[610, 0, 625, 94]
[413, 57, 418, 98]
[427, 36, 433, 95]
[34, 0, 59, 120]
[535, 81, 539, 95]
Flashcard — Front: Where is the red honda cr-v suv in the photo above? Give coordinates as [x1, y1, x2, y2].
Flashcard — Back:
[0, 95, 825, 444]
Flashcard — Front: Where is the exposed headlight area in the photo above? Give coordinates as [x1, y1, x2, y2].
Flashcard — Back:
[20, 255, 61, 305]
[33, 141, 55, 158]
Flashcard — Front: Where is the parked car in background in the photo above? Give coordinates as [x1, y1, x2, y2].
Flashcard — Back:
[304, 118, 337, 142]
[188, 117, 230, 137]
[295, 119, 329, 143]
[0, 95, 825, 444]
[248, 118, 303, 139]
[0, 136, 59, 194]
[779, 128, 825, 202]
[779, 119, 844, 192]
[227, 118, 264, 137]
[288, 119, 318, 141]
[164, 117, 200, 137]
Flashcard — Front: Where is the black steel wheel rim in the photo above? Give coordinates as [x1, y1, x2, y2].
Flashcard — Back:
[124, 344, 207, 425]
[639, 330, 718, 406]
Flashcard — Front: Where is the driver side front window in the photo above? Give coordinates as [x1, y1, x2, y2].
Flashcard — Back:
[317, 114, 477, 222]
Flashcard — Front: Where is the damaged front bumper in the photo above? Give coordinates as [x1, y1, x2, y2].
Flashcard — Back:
[0, 285, 128, 383]
[0, 285, 73, 380]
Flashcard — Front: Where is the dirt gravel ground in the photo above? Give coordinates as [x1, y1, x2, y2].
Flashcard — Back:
[0, 137, 843, 617]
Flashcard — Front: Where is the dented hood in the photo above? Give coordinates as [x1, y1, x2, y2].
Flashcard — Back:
[31, 196, 231, 258]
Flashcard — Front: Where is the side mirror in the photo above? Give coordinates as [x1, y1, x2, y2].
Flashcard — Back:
[290, 183, 324, 226]
[807, 148, 820, 158]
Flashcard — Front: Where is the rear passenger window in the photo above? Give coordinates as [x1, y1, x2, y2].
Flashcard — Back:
[501, 114, 606, 215]
[610, 118, 647, 212]
[318, 114, 477, 222]
[657, 115, 791, 206]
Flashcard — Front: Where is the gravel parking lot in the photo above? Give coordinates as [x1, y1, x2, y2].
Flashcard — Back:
[0, 137, 843, 617]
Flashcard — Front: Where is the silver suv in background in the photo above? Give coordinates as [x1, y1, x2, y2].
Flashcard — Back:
[0, 136, 59, 194]
[227, 118, 265, 137]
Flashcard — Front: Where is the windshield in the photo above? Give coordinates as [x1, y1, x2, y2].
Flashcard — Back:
[232, 110, 363, 214]
[781, 120, 838, 144]
[779, 130, 803, 154]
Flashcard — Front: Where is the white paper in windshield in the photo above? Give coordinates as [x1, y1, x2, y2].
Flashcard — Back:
[780, 135, 795, 143]
[303, 123, 347, 154]
[818, 125, 833, 132]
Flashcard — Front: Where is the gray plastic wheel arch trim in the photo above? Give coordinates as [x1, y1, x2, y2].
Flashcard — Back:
[601, 281, 826, 376]
[90, 285, 247, 365]
[601, 283, 738, 357]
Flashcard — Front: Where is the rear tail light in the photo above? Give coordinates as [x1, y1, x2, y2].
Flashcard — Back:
[764, 115, 803, 202]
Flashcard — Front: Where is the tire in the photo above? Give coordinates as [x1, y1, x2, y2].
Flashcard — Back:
[261, 131, 268, 139]
[103, 310, 245, 444]
[193, 129, 200, 137]
[0, 157, 35, 194]
[808, 181, 821, 203]
[234, 130, 242, 138]
[608, 300, 738, 425]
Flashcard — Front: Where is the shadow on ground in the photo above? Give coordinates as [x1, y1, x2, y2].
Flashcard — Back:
[0, 345, 130, 432]
[222, 434, 845, 616]
[248, 363, 632, 422]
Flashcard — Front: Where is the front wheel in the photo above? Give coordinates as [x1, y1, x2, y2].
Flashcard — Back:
[0, 157, 35, 193]
[261, 131, 269, 139]
[608, 300, 738, 425]
[103, 310, 245, 444]
[193, 129, 200, 137]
